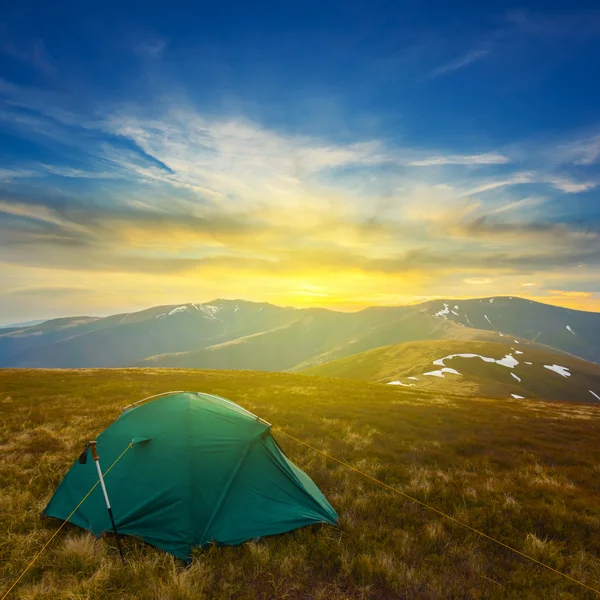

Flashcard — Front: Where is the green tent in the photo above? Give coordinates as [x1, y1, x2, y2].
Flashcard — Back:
[43, 392, 338, 560]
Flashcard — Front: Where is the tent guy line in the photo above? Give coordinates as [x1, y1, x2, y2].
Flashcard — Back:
[1, 443, 133, 600]
[275, 429, 600, 597]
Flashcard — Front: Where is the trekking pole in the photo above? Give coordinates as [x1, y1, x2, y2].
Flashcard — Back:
[89, 441, 126, 563]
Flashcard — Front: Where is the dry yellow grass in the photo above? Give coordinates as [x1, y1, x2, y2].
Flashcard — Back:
[1, 368, 599, 599]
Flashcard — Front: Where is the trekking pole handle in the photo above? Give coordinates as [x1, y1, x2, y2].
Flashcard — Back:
[89, 440, 99, 461]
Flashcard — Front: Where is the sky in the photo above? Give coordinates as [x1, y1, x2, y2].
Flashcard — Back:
[1, 1, 600, 323]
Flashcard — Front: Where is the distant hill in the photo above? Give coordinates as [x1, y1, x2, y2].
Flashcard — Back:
[303, 339, 600, 404]
[0, 319, 46, 330]
[0, 301, 296, 368]
[421, 296, 600, 363]
[1, 296, 599, 370]
[140, 303, 495, 371]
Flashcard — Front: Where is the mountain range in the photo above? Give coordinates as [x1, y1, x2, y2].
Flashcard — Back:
[1, 296, 600, 403]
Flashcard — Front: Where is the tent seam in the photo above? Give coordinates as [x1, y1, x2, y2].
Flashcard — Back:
[187, 393, 193, 558]
[199, 438, 256, 544]
[263, 435, 333, 518]
[200, 393, 263, 422]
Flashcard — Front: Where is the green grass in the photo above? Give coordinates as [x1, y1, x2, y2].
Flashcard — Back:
[1, 368, 599, 599]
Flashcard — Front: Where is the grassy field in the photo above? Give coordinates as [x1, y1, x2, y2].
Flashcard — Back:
[1, 368, 599, 599]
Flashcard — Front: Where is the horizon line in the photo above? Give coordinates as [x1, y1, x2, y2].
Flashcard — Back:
[2, 294, 599, 328]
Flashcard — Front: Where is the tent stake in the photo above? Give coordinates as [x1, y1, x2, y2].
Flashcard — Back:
[89, 441, 126, 564]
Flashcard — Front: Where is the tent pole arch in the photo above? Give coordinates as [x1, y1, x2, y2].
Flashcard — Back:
[121, 391, 185, 411]
[122, 391, 272, 426]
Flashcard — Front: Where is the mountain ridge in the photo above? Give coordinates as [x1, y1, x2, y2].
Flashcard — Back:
[1, 296, 600, 369]
[8, 294, 600, 330]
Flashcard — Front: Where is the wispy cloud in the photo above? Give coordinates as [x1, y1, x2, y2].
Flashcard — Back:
[546, 175, 597, 193]
[409, 153, 510, 166]
[454, 216, 598, 244]
[460, 172, 596, 196]
[428, 48, 489, 78]
[0, 168, 37, 182]
[556, 132, 600, 166]
[487, 196, 546, 215]
[459, 173, 534, 196]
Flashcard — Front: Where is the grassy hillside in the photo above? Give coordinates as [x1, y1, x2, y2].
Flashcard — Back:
[303, 339, 600, 404]
[141, 310, 488, 371]
[1, 369, 599, 599]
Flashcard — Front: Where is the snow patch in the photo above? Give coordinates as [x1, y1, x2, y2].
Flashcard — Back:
[434, 303, 450, 318]
[433, 352, 519, 369]
[515, 350, 523, 355]
[424, 367, 461, 378]
[433, 353, 495, 366]
[454, 305, 459, 310]
[235, 306, 240, 313]
[511, 394, 524, 399]
[407, 376, 419, 380]
[197, 304, 220, 319]
[168, 306, 189, 316]
[484, 315, 492, 324]
[514, 340, 520, 344]
[388, 381, 415, 387]
[510, 372, 522, 382]
[589, 390, 600, 401]
[451, 310, 459, 315]
[566, 325, 575, 335]
[525, 361, 532, 365]
[490, 298, 494, 303]
[496, 354, 519, 368]
[543, 364, 571, 378]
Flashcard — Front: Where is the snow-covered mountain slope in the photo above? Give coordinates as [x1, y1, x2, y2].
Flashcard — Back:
[423, 296, 600, 363]
[303, 339, 600, 404]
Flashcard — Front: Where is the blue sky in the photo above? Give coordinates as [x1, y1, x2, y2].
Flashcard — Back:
[1, 1, 600, 321]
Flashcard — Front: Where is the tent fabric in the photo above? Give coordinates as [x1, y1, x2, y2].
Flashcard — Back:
[43, 392, 338, 560]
